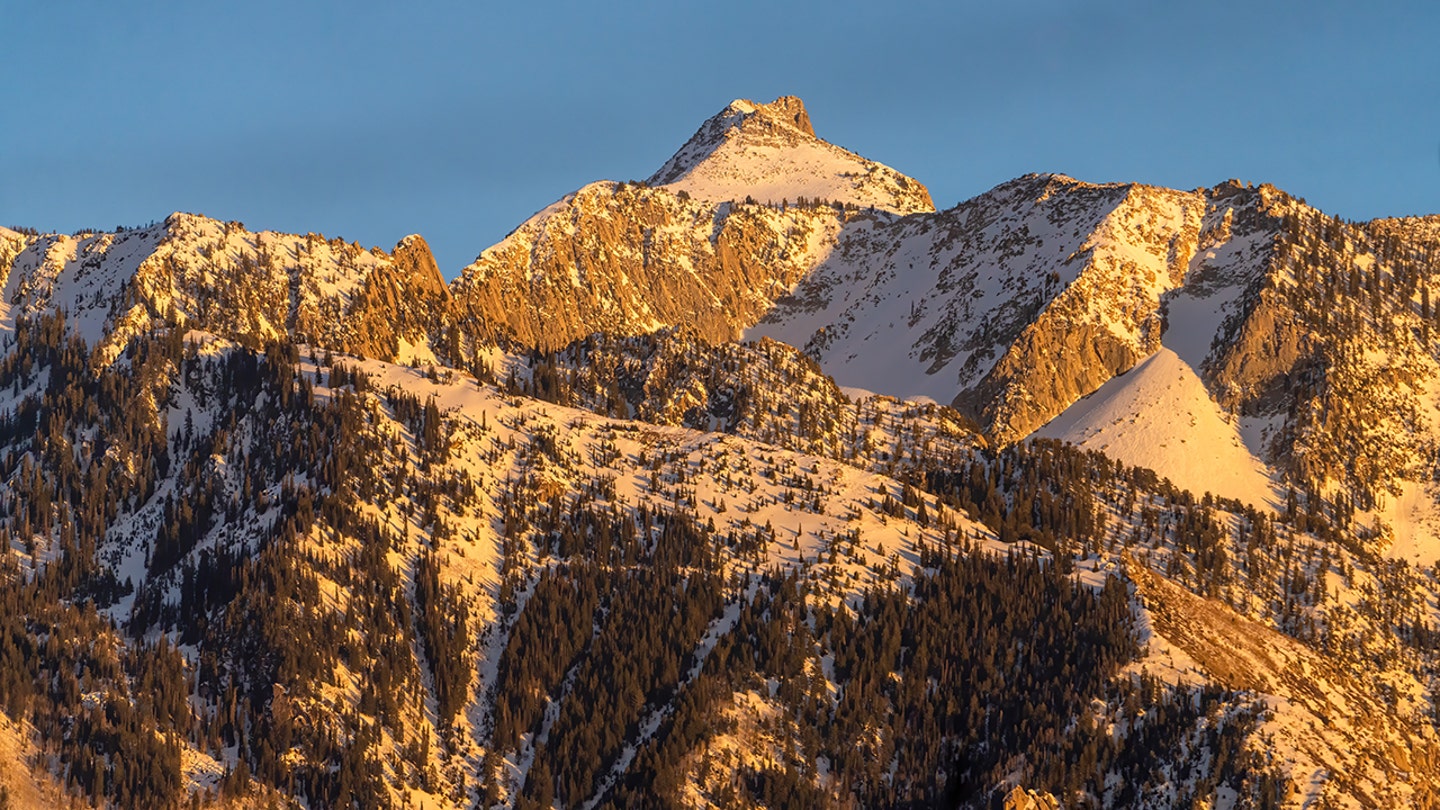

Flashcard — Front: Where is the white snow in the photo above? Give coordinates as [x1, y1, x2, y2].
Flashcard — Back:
[0, 214, 421, 368]
[1380, 480, 1440, 564]
[649, 98, 932, 216]
[750, 176, 1206, 412]
[1036, 347, 1279, 510]
[0, 226, 168, 350]
[661, 137, 925, 214]
[726, 98, 758, 115]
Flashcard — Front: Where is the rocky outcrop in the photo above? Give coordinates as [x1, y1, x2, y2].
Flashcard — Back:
[1003, 785, 1060, 810]
[948, 179, 1206, 440]
[1207, 285, 1309, 416]
[1191, 182, 1307, 415]
[967, 320, 1151, 444]
[450, 181, 845, 351]
[341, 234, 454, 361]
[762, 94, 814, 137]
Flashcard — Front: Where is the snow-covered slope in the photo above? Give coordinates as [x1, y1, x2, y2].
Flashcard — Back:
[0, 715, 68, 809]
[0, 223, 168, 352]
[748, 174, 1209, 441]
[1130, 563, 1440, 810]
[1036, 347, 1278, 509]
[648, 96, 934, 215]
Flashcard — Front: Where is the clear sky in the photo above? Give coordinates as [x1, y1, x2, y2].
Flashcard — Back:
[4, 1, 1437, 276]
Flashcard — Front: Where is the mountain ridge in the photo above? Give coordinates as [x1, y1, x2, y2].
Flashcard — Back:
[5, 95, 1440, 809]
[0, 212, 447, 365]
[7, 100, 1438, 523]
[7, 100, 1438, 526]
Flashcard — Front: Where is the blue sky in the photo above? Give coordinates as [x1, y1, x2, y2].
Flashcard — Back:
[4, 1, 1437, 276]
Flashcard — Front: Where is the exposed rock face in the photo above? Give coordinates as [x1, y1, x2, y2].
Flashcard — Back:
[763, 94, 814, 136]
[1003, 785, 1060, 810]
[1207, 286, 1308, 416]
[1186, 182, 1305, 415]
[342, 233, 454, 361]
[450, 181, 847, 351]
[450, 103, 1240, 444]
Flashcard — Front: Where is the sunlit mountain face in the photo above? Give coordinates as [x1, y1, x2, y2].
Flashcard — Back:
[4, 96, 1440, 809]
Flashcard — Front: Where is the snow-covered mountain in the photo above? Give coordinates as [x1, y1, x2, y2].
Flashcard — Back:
[448, 97, 934, 352]
[446, 105, 1440, 551]
[7, 94, 1440, 809]
[0, 213, 448, 365]
[648, 96, 934, 215]
[445, 103, 1274, 451]
[751, 173, 1210, 436]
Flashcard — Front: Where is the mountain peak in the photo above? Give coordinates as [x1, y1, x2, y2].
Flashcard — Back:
[702, 95, 815, 143]
[648, 95, 933, 215]
[743, 95, 814, 137]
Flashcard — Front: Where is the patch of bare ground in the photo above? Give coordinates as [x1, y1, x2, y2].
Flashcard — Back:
[0, 714, 79, 809]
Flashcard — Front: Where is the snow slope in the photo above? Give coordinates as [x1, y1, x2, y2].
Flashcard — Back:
[1036, 347, 1278, 509]
[648, 97, 934, 215]
[748, 174, 1207, 438]
[0, 715, 67, 809]
[0, 225, 168, 351]
[1130, 563, 1438, 810]
[1032, 187, 1290, 509]
[1382, 481, 1440, 563]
